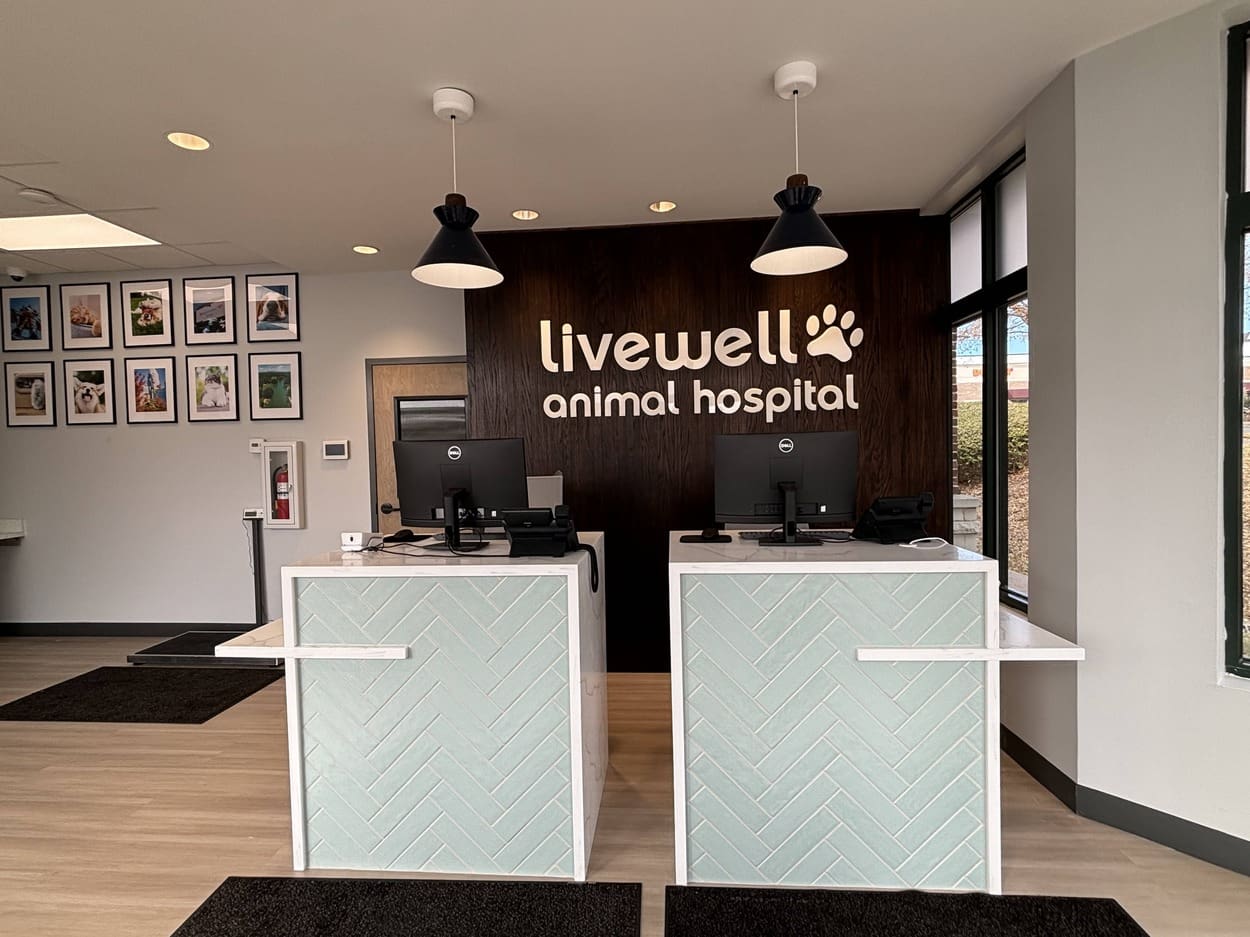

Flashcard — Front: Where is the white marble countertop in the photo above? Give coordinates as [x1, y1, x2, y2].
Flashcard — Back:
[0, 519, 25, 542]
[215, 618, 409, 661]
[286, 531, 604, 574]
[669, 530, 997, 572]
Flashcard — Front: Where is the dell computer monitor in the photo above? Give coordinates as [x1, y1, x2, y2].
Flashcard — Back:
[393, 437, 529, 551]
[713, 430, 858, 546]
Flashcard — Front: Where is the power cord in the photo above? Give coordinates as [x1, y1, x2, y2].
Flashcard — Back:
[898, 537, 950, 550]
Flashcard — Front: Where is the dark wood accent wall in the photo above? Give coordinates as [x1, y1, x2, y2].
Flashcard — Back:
[466, 211, 949, 672]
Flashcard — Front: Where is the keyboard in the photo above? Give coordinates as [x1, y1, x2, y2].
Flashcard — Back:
[738, 530, 852, 542]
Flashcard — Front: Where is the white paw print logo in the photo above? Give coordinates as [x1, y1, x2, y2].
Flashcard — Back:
[805, 304, 864, 363]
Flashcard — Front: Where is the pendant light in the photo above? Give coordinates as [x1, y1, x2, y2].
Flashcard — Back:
[412, 87, 503, 290]
[751, 61, 848, 277]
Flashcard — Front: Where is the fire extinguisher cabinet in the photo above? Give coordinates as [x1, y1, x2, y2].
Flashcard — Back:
[261, 441, 304, 529]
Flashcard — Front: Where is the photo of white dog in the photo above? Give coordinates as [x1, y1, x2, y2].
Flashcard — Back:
[187, 356, 237, 421]
[73, 376, 107, 413]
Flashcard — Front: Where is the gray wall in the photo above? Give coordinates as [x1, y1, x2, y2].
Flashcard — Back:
[1002, 62, 1079, 780]
[0, 267, 465, 625]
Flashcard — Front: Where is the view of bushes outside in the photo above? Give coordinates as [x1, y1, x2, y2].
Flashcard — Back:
[952, 299, 1029, 592]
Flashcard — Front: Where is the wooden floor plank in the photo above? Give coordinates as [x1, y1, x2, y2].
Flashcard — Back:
[1, 638, 1247, 936]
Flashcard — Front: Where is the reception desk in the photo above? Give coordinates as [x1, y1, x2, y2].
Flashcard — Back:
[668, 532, 1082, 893]
[220, 535, 606, 881]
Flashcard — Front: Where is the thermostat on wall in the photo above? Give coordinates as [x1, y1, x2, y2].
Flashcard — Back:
[322, 440, 350, 460]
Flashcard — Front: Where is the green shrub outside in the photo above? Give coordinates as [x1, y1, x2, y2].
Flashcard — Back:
[955, 401, 1029, 476]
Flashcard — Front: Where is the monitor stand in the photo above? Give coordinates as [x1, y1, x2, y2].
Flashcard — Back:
[760, 481, 821, 547]
[420, 487, 487, 552]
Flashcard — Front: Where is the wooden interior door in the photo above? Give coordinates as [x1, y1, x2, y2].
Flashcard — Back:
[369, 359, 468, 534]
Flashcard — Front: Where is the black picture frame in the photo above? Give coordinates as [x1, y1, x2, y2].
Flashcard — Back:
[2, 284, 53, 352]
[183, 275, 237, 345]
[248, 351, 303, 420]
[186, 352, 241, 422]
[63, 358, 117, 426]
[4, 360, 56, 426]
[120, 278, 176, 348]
[123, 355, 178, 424]
[246, 272, 300, 342]
[59, 282, 113, 351]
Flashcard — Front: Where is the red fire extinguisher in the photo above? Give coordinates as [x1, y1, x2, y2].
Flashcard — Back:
[273, 464, 290, 520]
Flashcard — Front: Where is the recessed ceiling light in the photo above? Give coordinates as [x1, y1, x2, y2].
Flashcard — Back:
[512, 209, 540, 221]
[352, 244, 379, 255]
[0, 213, 159, 250]
[649, 200, 677, 213]
[16, 188, 59, 206]
[166, 131, 211, 151]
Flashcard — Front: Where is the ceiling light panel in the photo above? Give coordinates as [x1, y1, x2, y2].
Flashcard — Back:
[0, 213, 159, 250]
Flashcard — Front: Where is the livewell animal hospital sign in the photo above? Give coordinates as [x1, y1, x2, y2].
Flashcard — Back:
[539, 304, 865, 423]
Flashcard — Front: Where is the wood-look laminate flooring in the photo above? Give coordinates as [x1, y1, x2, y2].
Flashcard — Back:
[2, 637, 1248, 936]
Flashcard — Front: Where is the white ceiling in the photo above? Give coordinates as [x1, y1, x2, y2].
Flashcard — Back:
[0, 0, 1207, 275]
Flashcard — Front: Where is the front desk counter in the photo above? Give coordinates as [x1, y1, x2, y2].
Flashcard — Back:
[668, 532, 1083, 893]
[220, 534, 606, 881]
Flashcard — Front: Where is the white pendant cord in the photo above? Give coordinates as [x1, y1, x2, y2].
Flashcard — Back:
[793, 89, 800, 176]
[450, 115, 458, 193]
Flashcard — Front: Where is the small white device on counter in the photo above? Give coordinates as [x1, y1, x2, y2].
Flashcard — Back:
[341, 531, 380, 552]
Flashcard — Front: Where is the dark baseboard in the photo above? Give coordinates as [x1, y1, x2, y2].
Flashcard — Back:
[1077, 786, 1250, 878]
[1003, 723, 1250, 879]
[1001, 725, 1077, 811]
[0, 622, 255, 637]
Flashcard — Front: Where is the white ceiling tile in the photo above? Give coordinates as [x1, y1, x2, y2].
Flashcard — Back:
[10, 249, 141, 273]
[0, 251, 70, 274]
[174, 242, 275, 265]
[94, 245, 213, 269]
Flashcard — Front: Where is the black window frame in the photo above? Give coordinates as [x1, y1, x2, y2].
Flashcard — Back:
[1224, 24, 1250, 678]
[946, 148, 1028, 612]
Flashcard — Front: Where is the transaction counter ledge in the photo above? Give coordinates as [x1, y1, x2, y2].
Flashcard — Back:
[668, 531, 1083, 893]
[217, 533, 606, 881]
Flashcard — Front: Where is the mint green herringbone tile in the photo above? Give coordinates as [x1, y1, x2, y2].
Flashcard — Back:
[297, 574, 573, 876]
[680, 572, 987, 890]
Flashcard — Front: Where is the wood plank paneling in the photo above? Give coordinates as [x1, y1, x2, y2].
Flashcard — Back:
[466, 211, 949, 671]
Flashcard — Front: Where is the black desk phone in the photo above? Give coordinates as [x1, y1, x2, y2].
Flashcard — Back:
[501, 506, 599, 592]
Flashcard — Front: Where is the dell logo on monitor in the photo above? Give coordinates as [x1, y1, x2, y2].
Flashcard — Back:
[447, 445, 462, 461]
[778, 437, 795, 454]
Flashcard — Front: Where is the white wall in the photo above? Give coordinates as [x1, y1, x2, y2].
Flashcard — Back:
[1072, 0, 1250, 840]
[1002, 62, 1080, 780]
[0, 267, 464, 626]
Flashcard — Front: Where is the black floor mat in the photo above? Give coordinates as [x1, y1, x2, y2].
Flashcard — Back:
[127, 630, 278, 668]
[0, 666, 282, 724]
[665, 886, 1149, 937]
[171, 877, 642, 937]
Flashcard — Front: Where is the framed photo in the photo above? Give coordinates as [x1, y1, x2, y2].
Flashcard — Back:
[63, 358, 116, 425]
[2, 285, 52, 352]
[121, 279, 174, 347]
[186, 353, 239, 422]
[124, 356, 177, 424]
[246, 273, 299, 342]
[59, 283, 112, 350]
[249, 352, 302, 420]
[183, 276, 236, 345]
[4, 361, 55, 426]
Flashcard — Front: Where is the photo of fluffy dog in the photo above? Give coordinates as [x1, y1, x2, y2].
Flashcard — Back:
[122, 282, 173, 345]
[196, 366, 230, 410]
[72, 374, 107, 413]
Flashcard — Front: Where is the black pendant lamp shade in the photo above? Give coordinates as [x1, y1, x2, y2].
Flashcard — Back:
[751, 173, 848, 276]
[411, 193, 502, 289]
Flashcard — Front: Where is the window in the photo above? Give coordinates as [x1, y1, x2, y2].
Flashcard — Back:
[1225, 25, 1250, 677]
[395, 396, 468, 441]
[947, 150, 1028, 609]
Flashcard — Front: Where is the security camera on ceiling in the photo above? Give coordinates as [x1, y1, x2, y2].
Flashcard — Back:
[5, 266, 27, 282]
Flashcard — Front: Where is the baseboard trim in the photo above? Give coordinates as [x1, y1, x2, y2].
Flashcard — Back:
[0, 622, 255, 637]
[1000, 725, 1077, 811]
[1002, 723, 1250, 878]
[1076, 786, 1250, 878]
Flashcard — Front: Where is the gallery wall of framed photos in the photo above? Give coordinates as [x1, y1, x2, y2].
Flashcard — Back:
[1, 271, 303, 428]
